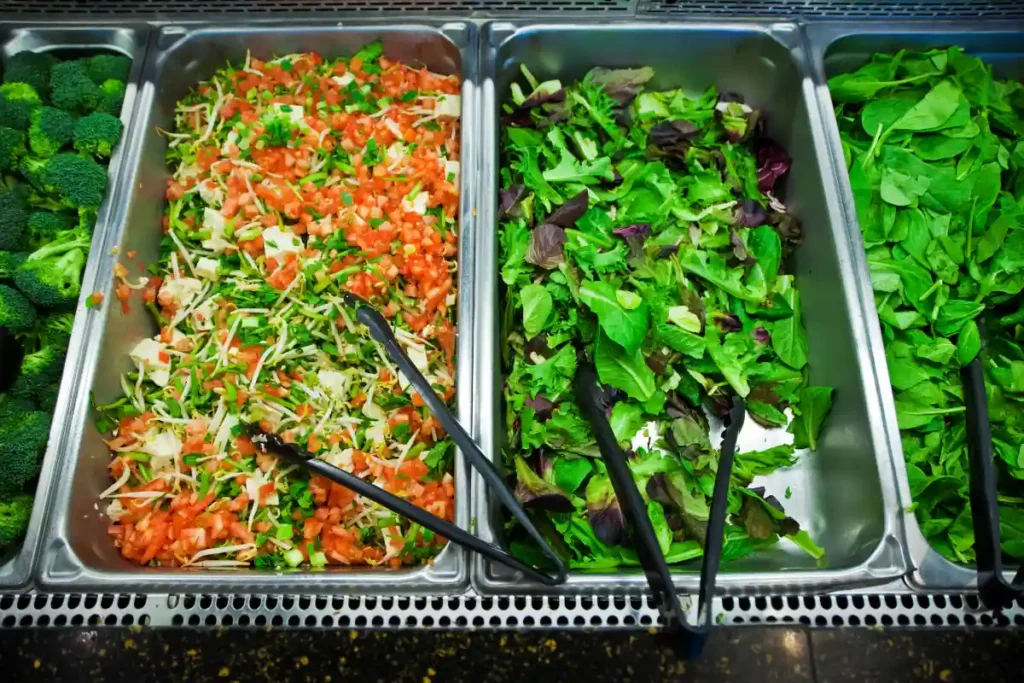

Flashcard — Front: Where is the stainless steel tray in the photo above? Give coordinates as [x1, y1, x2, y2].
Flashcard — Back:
[0, 23, 149, 591]
[806, 21, 1024, 593]
[471, 20, 907, 596]
[36, 22, 479, 595]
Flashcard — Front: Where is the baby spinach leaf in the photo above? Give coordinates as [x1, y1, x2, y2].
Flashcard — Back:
[788, 386, 834, 451]
[579, 279, 650, 354]
[594, 329, 656, 402]
[771, 288, 808, 370]
[520, 283, 553, 338]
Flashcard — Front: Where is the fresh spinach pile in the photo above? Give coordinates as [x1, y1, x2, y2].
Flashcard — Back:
[499, 65, 832, 570]
[829, 47, 1024, 564]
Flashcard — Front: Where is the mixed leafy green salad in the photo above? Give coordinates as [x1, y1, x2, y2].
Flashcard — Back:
[499, 65, 832, 570]
[829, 47, 1024, 564]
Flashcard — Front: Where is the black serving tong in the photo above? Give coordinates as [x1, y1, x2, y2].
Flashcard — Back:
[246, 428, 563, 584]
[249, 292, 567, 584]
[962, 322, 1024, 609]
[574, 361, 745, 659]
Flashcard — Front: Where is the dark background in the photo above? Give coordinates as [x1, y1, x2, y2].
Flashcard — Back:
[0, 626, 1021, 682]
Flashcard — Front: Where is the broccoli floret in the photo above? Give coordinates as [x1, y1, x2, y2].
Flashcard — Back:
[40, 311, 75, 348]
[84, 54, 131, 85]
[0, 249, 27, 279]
[12, 228, 90, 308]
[40, 153, 108, 210]
[28, 106, 74, 158]
[9, 341, 65, 402]
[0, 410, 51, 495]
[0, 126, 26, 171]
[0, 282, 36, 332]
[73, 112, 123, 159]
[3, 51, 57, 97]
[0, 395, 34, 421]
[0, 82, 41, 131]
[25, 211, 75, 250]
[0, 493, 33, 550]
[0, 193, 27, 250]
[49, 61, 98, 115]
[96, 79, 126, 116]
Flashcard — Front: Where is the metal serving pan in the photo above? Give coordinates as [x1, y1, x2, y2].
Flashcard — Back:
[471, 21, 907, 596]
[36, 22, 478, 595]
[806, 21, 1024, 593]
[0, 23, 149, 591]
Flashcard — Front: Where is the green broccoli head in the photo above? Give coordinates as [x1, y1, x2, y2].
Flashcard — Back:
[12, 228, 90, 309]
[0, 410, 51, 495]
[0, 126, 27, 172]
[84, 54, 131, 85]
[0, 249, 27, 278]
[9, 342, 66, 403]
[40, 311, 75, 348]
[49, 61, 99, 115]
[97, 79, 127, 117]
[3, 51, 58, 97]
[40, 153, 108, 210]
[19, 155, 45, 191]
[0, 282, 36, 332]
[0, 82, 42, 130]
[73, 112, 123, 159]
[25, 211, 75, 250]
[0, 194, 27, 251]
[28, 106, 75, 158]
[0, 493, 34, 550]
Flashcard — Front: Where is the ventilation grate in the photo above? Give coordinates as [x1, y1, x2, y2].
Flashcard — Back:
[5, 591, 1024, 629]
[0, 0, 635, 15]
[638, 0, 1024, 18]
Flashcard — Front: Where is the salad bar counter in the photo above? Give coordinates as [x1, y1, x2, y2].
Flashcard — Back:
[1, 0, 1024, 640]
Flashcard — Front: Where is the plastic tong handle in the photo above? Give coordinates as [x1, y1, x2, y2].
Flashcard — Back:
[962, 357, 1024, 609]
[344, 295, 568, 585]
[248, 429, 560, 585]
[574, 362, 744, 659]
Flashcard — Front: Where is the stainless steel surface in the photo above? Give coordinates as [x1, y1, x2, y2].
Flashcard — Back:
[37, 22, 478, 595]
[0, 0, 637, 20]
[5, 583, 1024, 629]
[0, 23, 149, 591]
[472, 21, 906, 596]
[806, 22, 1024, 594]
[639, 0, 1024, 19]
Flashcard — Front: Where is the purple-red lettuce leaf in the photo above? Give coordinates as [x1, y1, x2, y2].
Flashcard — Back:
[545, 190, 589, 227]
[756, 139, 791, 195]
[584, 66, 655, 106]
[586, 473, 624, 546]
[526, 223, 567, 269]
[513, 454, 573, 512]
[648, 120, 701, 157]
[499, 184, 526, 220]
[733, 199, 769, 227]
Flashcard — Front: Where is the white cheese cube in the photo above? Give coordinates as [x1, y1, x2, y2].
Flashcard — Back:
[159, 277, 203, 310]
[195, 257, 220, 281]
[434, 94, 461, 118]
[201, 208, 231, 254]
[444, 160, 460, 185]
[191, 299, 216, 332]
[262, 225, 302, 262]
[317, 370, 348, 400]
[401, 192, 429, 215]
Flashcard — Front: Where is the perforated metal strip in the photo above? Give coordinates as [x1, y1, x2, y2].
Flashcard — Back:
[0, 0, 635, 15]
[638, 0, 1024, 18]
[4, 591, 1024, 629]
